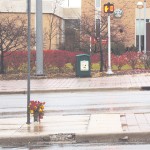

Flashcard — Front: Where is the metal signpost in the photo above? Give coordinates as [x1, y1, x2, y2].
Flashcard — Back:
[90, 36, 92, 55]
[27, 0, 31, 124]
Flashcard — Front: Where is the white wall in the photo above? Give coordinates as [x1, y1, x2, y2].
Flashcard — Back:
[0, 0, 64, 17]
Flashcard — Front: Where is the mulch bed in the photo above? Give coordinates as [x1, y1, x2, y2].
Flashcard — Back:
[0, 69, 150, 80]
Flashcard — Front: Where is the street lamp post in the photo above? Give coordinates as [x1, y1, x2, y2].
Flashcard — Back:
[137, 1, 144, 53]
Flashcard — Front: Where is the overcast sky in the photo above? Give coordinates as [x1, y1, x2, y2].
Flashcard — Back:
[61, 0, 81, 8]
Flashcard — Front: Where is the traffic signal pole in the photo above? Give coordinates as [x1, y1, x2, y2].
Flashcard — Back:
[106, 13, 113, 74]
[104, 2, 114, 74]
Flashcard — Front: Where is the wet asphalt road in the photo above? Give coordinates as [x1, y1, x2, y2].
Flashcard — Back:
[1, 143, 150, 150]
[1, 91, 150, 149]
[1, 90, 150, 118]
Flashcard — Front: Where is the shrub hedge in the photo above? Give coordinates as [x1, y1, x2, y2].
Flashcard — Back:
[3, 50, 150, 74]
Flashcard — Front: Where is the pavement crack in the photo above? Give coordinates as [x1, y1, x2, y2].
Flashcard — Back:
[11, 123, 25, 136]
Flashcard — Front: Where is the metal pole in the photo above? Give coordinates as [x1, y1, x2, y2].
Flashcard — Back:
[144, 0, 146, 54]
[68, 0, 69, 7]
[106, 13, 113, 74]
[90, 36, 92, 55]
[27, 0, 31, 124]
[139, 9, 141, 52]
[36, 0, 43, 75]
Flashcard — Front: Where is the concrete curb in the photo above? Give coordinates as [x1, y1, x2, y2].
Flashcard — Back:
[1, 132, 150, 146]
[0, 87, 142, 95]
[0, 134, 50, 146]
[0, 133, 75, 146]
[76, 132, 150, 143]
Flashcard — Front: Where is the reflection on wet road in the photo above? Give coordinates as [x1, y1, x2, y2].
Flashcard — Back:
[1, 91, 150, 118]
[1, 143, 150, 150]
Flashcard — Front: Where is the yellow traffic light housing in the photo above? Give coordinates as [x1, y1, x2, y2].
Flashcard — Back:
[104, 3, 114, 13]
[104, 5, 109, 13]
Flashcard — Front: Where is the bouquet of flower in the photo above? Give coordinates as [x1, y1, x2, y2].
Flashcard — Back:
[29, 100, 45, 122]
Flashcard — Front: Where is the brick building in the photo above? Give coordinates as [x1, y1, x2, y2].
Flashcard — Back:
[0, 0, 80, 50]
[81, 0, 150, 52]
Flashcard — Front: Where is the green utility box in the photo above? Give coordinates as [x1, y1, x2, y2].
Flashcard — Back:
[76, 54, 91, 77]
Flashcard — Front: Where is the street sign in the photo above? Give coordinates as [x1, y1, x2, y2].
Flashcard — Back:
[114, 9, 123, 18]
[104, 3, 114, 13]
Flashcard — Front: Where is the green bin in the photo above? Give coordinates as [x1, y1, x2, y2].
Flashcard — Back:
[76, 54, 91, 77]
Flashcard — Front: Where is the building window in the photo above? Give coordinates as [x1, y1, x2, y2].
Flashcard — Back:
[146, 19, 150, 23]
[136, 19, 144, 50]
[136, 19, 144, 35]
[136, 35, 144, 50]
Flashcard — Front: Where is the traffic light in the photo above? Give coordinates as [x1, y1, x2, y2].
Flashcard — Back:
[104, 3, 114, 13]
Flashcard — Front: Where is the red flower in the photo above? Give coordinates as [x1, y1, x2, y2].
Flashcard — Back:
[29, 100, 45, 120]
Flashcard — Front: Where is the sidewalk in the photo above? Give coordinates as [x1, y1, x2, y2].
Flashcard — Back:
[0, 73, 150, 146]
[0, 73, 150, 94]
[1, 113, 150, 145]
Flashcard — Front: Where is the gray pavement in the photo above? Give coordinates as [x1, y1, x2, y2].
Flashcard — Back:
[0, 73, 150, 94]
[1, 73, 150, 146]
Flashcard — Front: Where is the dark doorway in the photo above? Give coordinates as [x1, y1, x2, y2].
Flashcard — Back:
[146, 23, 150, 55]
[136, 35, 144, 51]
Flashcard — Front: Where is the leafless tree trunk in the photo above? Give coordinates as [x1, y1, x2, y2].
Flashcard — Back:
[45, 0, 64, 50]
[0, 16, 35, 74]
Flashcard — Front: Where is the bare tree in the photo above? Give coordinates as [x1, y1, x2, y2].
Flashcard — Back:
[65, 19, 80, 51]
[44, 0, 64, 50]
[0, 16, 35, 74]
[79, 12, 108, 71]
[80, 4, 126, 72]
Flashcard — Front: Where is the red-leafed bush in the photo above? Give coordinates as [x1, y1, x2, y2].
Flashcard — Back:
[4, 50, 36, 73]
[52, 50, 68, 72]
[43, 50, 55, 71]
[125, 51, 142, 69]
[3, 49, 150, 75]
[91, 54, 100, 63]
[43, 50, 81, 72]
[3, 50, 87, 73]
[112, 54, 127, 70]
[140, 54, 150, 69]
[30, 51, 36, 71]
[4, 51, 27, 72]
